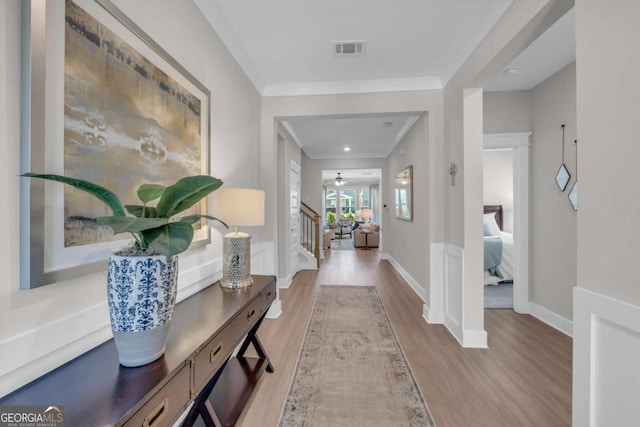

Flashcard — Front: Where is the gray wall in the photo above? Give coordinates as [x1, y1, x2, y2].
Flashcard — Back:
[384, 116, 430, 294]
[277, 124, 302, 280]
[576, 0, 640, 304]
[531, 62, 577, 320]
[0, 0, 262, 395]
[483, 91, 532, 134]
[482, 62, 577, 321]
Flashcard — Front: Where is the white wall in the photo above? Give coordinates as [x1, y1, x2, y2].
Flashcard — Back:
[531, 62, 577, 321]
[0, 0, 263, 396]
[483, 150, 514, 233]
[574, 1, 640, 425]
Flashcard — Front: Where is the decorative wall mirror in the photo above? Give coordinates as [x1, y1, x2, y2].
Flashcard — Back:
[394, 165, 413, 221]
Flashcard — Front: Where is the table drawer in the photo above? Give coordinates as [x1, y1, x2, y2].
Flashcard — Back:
[193, 297, 262, 393]
[260, 281, 276, 314]
[122, 363, 190, 427]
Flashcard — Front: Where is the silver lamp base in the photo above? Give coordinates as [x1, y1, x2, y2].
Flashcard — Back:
[220, 232, 253, 289]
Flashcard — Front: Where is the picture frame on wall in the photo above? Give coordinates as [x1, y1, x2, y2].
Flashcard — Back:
[394, 165, 413, 221]
[21, 0, 211, 289]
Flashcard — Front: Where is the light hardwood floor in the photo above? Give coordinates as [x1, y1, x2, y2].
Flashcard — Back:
[238, 245, 572, 427]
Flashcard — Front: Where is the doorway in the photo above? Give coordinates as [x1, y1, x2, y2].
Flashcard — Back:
[483, 133, 530, 314]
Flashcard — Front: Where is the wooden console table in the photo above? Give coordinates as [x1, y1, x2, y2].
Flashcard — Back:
[0, 275, 276, 427]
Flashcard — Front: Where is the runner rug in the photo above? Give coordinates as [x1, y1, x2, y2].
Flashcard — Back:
[279, 285, 436, 426]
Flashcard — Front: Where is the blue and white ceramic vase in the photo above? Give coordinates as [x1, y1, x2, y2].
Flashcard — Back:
[107, 254, 178, 367]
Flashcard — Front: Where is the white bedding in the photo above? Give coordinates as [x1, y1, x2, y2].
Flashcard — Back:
[484, 231, 514, 285]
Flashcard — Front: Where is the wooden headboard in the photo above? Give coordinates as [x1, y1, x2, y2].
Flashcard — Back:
[484, 205, 503, 231]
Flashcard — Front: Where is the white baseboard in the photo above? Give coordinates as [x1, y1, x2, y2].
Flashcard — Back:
[530, 302, 573, 337]
[574, 287, 640, 427]
[277, 274, 293, 289]
[266, 298, 282, 319]
[422, 303, 443, 324]
[380, 252, 426, 301]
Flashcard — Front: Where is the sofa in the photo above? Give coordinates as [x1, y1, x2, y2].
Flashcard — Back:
[353, 223, 380, 248]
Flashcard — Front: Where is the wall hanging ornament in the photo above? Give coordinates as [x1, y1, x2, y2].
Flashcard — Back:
[568, 139, 578, 211]
[555, 124, 571, 191]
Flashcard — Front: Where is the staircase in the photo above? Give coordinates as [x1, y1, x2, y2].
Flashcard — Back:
[299, 201, 321, 269]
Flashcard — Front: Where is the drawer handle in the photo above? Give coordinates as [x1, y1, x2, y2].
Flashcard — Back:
[247, 308, 256, 321]
[143, 398, 168, 427]
[210, 343, 223, 363]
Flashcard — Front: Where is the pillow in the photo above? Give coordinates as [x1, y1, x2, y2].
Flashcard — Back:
[483, 213, 501, 236]
[483, 223, 492, 236]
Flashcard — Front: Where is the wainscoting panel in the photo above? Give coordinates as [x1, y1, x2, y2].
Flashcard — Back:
[444, 245, 464, 341]
[0, 242, 276, 398]
[574, 287, 640, 426]
[424, 243, 444, 324]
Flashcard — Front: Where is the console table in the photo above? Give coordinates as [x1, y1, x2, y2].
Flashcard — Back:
[0, 275, 276, 427]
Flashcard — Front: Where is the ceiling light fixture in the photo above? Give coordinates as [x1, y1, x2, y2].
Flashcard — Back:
[503, 67, 518, 75]
[335, 172, 344, 186]
[344, 146, 351, 152]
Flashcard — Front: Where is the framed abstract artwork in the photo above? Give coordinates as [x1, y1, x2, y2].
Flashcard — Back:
[21, 0, 211, 288]
[394, 165, 413, 221]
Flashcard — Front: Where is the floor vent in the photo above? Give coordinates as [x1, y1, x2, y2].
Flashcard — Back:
[333, 41, 366, 56]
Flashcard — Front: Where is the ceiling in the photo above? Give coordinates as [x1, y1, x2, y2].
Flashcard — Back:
[195, 1, 575, 159]
[321, 169, 382, 186]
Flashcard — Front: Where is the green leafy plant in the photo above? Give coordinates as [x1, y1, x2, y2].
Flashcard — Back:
[341, 212, 355, 221]
[23, 173, 228, 258]
[326, 211, 336, 224]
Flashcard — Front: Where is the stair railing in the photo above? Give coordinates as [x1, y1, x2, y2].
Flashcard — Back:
[300, 201, 321, 268]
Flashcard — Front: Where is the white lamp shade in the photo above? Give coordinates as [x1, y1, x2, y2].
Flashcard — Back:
[361, 208, 373, 220]
[211, 188, 265, 227]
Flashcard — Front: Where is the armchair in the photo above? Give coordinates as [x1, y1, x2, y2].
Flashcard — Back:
[336, 218, 353, 239]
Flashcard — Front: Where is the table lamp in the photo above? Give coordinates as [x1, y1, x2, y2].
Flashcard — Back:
[211, 188, 265, 289]
[361, 208, 373, 223]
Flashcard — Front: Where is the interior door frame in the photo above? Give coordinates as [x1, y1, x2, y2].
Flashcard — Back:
[484, 132, 531, 314]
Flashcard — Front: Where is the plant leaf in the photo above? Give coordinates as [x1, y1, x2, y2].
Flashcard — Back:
[182, 214, 229, 229]
[22, 173, 126, 216]
[98, 216, 168, 234]
[137, 184, 165, 203]
[125, 205, 159, 218]
[156, 175, 223, 218]
[143, 222, 194, 258]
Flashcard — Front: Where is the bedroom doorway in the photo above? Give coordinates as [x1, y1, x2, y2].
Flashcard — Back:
[483, 133, 531, 314]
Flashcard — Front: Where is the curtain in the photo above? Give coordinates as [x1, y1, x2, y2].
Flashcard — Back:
[370, 184, 379, 224]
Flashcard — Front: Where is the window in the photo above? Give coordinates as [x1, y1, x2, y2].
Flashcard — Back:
[324, 186, 371, 224]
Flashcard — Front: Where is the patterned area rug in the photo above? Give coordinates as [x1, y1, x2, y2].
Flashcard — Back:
[280, 286, 436, 427]
[330, 238, 354, 250]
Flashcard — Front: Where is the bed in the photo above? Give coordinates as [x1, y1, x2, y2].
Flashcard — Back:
[483, 205, 514, 285]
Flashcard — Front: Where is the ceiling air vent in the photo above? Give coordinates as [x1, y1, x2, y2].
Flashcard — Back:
[333, 40, 366, 56]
